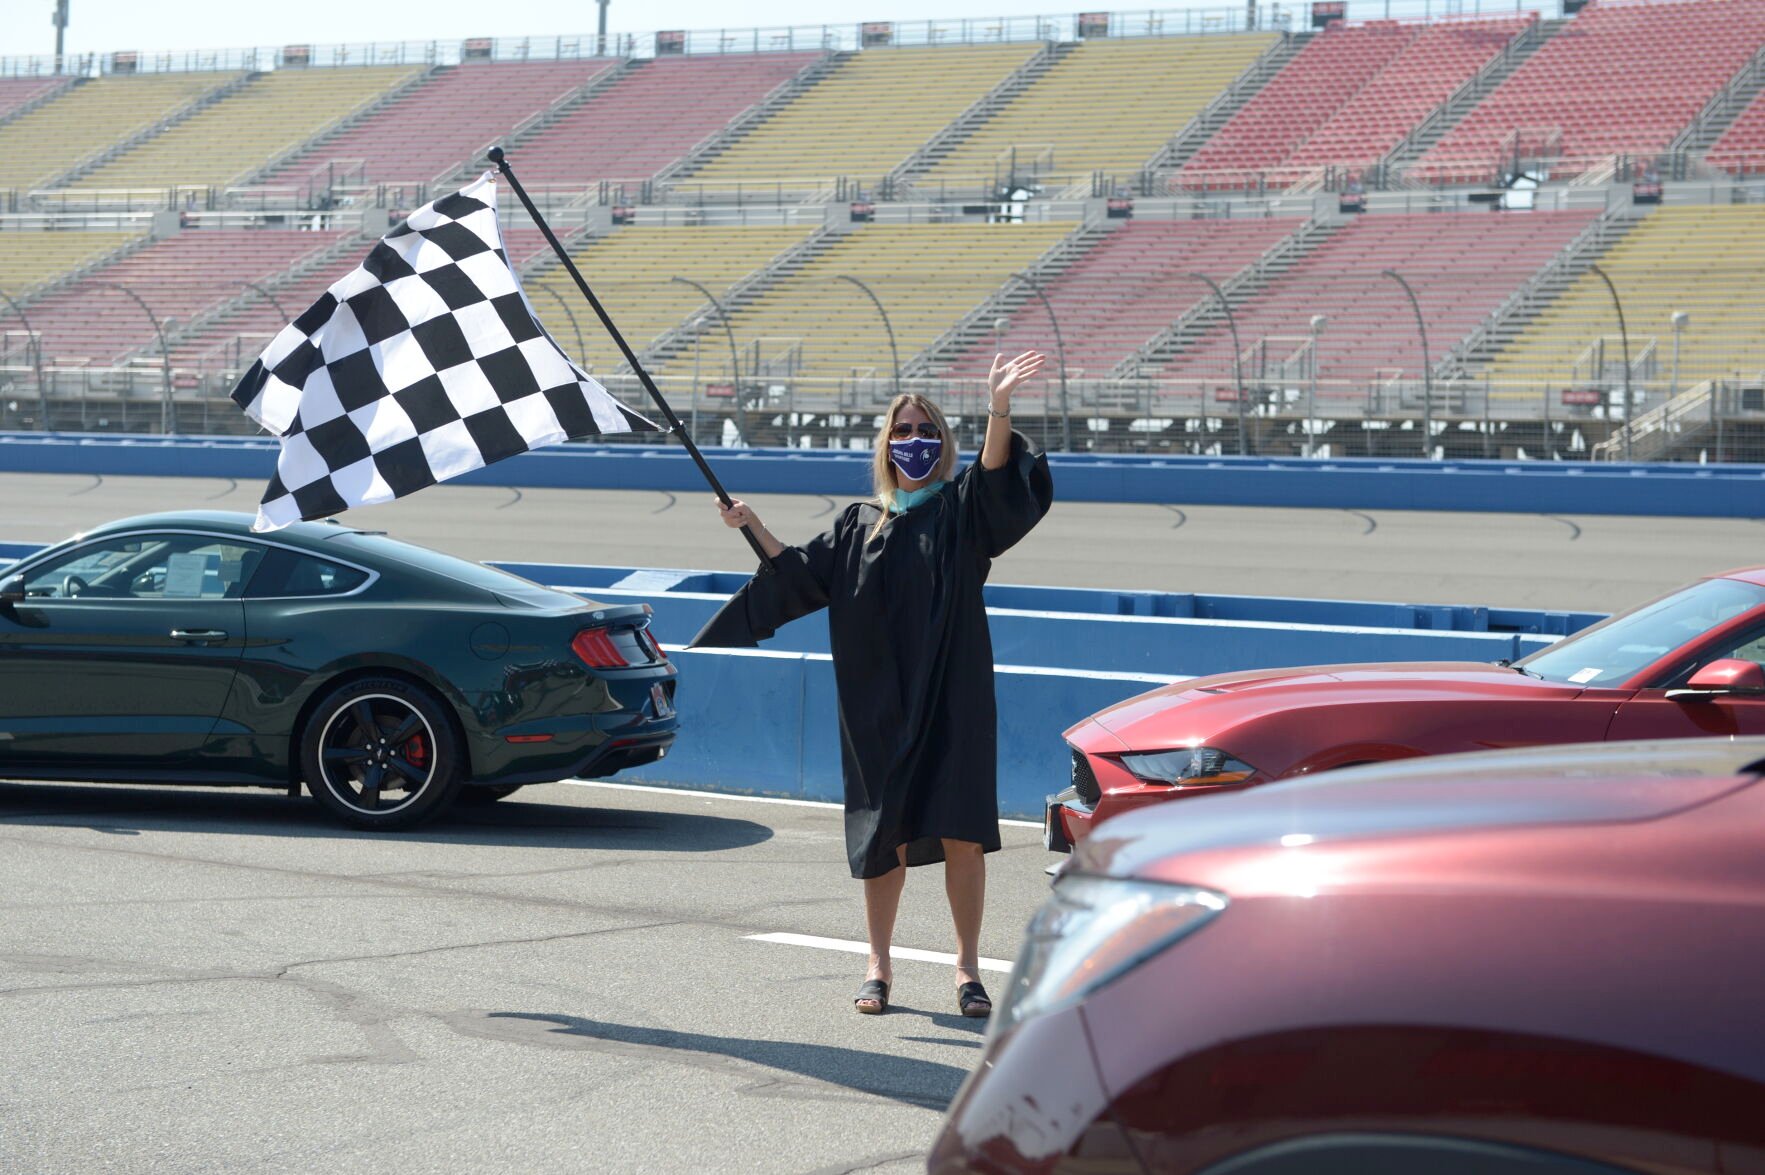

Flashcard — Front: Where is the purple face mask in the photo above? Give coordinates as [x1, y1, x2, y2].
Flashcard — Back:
[888, 437, 943, 482]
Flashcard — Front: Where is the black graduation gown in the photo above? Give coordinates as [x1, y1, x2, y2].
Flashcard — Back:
[692, 432, 1054, 879]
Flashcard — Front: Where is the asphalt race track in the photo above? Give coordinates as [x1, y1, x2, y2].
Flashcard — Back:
[6, 470, 1761, 612]
[3, 468, 1762, 1172]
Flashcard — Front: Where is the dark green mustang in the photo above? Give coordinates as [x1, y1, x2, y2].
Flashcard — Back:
[0, 511, 677, 828]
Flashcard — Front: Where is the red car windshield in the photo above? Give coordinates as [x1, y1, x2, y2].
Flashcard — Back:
[1516, 577, 1765, 687]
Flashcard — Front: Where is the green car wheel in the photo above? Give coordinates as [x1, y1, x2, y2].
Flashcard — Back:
[301, 677, 465, 830]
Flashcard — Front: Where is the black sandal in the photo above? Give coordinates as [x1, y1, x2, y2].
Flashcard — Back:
[854, 979, 889, 1015]
[957, 981, 992, 1018]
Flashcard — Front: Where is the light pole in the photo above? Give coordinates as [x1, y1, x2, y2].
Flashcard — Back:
[0, 288, 47, 430]
[1381, 269, 1432, 459]
[1587, 263, 1634, 461]
[834, 274, 900, 401]
[670, 276, 745, 441]
[1670, 310, 1689, 399]
[1187, 272, 1249, 456]
[1306, 313, 1327, 458]
[1008, 270, 1071, 453]
[95, 283, 173, 434]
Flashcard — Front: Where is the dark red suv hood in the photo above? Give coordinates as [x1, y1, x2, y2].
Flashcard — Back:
[1075, 738, 1765, 891]
[1071, 661, 1581, 751]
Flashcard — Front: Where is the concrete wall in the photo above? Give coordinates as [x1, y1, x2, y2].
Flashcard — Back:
[4, 431, 1765, 517]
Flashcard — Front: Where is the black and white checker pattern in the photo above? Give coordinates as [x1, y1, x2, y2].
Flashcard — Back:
[232, 172, 654, 531]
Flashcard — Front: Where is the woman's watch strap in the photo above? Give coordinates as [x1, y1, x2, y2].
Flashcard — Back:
[986, 403, 1011, 418]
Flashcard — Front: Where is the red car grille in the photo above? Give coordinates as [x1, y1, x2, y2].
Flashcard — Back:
[1070, 748, 1101, 806]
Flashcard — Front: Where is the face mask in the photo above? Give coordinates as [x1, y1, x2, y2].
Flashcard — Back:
[888, 437, 943, 482]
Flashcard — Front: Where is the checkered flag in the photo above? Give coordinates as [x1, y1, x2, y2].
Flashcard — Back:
[231, 172, 655, 531]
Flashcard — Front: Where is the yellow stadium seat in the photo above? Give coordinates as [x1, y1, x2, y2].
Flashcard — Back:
[0, 230, 142, 298]
[0, 74, 235, 193]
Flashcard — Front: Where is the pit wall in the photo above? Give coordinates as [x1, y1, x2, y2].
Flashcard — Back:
[4, 431, 1765, 517]
[1, 541, 1602, 817]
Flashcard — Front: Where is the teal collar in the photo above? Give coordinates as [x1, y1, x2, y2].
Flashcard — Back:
[888, 480, 947, 514]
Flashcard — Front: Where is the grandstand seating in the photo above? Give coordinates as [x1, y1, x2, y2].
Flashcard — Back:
[716, 222, 1075, 382]
[170, 227, 559, 371]
[919, 34, 1278, 192]
[1703, 86, 1765, 174]
[940, 219, 1304, 376]
[510, 53, 825, 187]
[1485, 205, 1765, 392]
[258, 60, 623, 192]
[686, 44, 1042, 190]
[0, 76, 71, 122]
[0, 230, 142, 299]
[1156, 210, 1599, 392]
[1413, 0, 1765, 183]
[23, 230, 349, 365]
[0, 73, 237, 193]
[522, 225, 817, 374]
[70, 66, 425, 193]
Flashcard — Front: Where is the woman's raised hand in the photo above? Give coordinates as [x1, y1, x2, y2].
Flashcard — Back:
[717, 497, 762, 531]
[988, 351, 1047, 409]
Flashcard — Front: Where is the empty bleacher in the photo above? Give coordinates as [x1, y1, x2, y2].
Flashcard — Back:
[69, 66, 426, 194]
[1156, 210, 1599, 394]
[258, 59, 623, 193]
[1703, 86, 1765, 174]
[684, 44, 1042, 191]
[509, 53, 825, 188]
[521, 225, 818, 374]
[0, 76, 72, 122]
[0, 230, 142, 299]
[940, 219, 1304, 377]
[1413, 0, 1765, 183]
[0, 73, 238, 193]
[24, 229, 350, 365]
[1485, 205, 1765, 393]
[716, 221, 1076, 384]
[919, 34, 1278, 193]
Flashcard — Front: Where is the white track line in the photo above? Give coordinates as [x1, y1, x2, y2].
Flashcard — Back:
[746, 932, 1013, 973]
[567, 779, 1042, 828]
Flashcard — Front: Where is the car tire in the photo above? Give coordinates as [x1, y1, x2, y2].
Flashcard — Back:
[457, 783, 526, 805]
[300, 677, 465, 830]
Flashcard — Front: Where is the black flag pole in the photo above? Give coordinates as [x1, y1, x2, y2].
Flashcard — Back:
[488, 146, 776, 570]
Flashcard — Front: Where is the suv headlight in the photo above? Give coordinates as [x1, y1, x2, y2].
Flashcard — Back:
[1120, 746, 1256, 787]
[993, 875, 1226, 1031]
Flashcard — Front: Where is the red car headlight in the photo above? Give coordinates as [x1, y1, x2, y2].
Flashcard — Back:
[1120, 747, 1257, 788]
[992, 875, 1227, 1032]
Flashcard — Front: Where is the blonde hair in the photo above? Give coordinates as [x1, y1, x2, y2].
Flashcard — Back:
[869, 393, 958, 540]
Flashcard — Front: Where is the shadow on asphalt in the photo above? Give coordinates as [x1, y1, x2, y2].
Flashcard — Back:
[0, 781, 773, 852]
[473, 1011, 970, 1109]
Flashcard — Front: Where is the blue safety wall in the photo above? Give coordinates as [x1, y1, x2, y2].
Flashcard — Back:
[2, 540, 1608, 816]
[4, 430, 1765, 516]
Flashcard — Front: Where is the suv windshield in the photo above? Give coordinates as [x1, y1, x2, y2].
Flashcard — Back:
[1517, 577, 1765, 687]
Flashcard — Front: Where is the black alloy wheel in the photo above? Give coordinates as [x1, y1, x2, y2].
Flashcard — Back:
[300, 677, 465, 829]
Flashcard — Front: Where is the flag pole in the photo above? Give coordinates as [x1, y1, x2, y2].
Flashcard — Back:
[487, 146, 775, 571]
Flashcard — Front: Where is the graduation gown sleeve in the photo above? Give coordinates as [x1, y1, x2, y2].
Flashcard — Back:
[957, 430, 1054, 559]
[689, 510, 845, 648]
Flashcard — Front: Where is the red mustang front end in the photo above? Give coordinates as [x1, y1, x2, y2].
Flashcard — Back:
[1048, 568, 1765, 851]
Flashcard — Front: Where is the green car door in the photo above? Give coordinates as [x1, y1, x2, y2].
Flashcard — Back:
[0, 531, 260, 768]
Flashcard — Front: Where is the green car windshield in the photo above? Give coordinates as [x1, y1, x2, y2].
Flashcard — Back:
[1516, 577, 1765, 687]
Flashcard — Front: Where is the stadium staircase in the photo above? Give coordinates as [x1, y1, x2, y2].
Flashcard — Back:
[1440, 202, 1646, 380]
[1381, 17, 1568, 176]
[908, 216, 1111, 376]
[1681, 40, 1765, 165]
[0, 76, 77, 129]
[884, 41, 1072, 195]
[1113, 215, 1340, 377]
[1592, 377, 1719, 461]
[17, 72, 251, 196]
[649, 53, 846, 195]
[1148, 33, 1312, 176]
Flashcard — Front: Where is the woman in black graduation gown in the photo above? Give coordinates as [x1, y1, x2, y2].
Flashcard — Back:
[694, 352, 1053, 1018]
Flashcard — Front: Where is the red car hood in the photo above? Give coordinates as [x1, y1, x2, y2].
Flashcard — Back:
[1070, 661, 1580, 751]
[1075, 738, 1765, 894]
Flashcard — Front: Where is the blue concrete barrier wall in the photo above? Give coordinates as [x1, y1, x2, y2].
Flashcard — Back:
[5, 430, 1765, 517]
